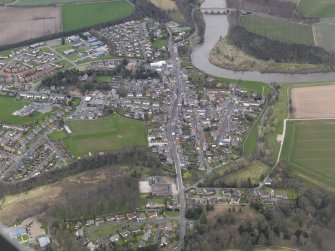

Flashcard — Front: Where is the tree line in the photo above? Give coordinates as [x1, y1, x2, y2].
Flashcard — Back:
[40, 64, 159, 93]
[0, 147, 161, 198]
[228, 25, 335, 66]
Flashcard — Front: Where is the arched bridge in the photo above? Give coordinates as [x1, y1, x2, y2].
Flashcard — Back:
[200, 7, 232, 15]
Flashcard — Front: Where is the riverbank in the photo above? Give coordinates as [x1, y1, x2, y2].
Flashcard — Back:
[209, 38, 335, 74]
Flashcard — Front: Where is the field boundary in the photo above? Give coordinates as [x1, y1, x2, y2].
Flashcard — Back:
[312, 24, 318, 46]
[242, 90, 268, 157]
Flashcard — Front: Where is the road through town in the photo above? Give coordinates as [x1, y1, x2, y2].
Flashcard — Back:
[166, 25, 187, 251]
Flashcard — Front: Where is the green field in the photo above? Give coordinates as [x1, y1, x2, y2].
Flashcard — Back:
[315, 19, 335, 52]
[50, 130, 68, 140]
[222, 161, 270, 186]
[97, 75, 113, 83]
[15, 0, 105, 5]
[0, 96, 45, 125]
[62, 1, 134, 32]
[92, 223, 121, 238]
[63, 116, 147, 156]
[152, 38, 167, 49]
[297, 0, 335, 17]
[281, 120, 335, 192]
[240, 14, 314, 46]
[169, 10, 186, 24]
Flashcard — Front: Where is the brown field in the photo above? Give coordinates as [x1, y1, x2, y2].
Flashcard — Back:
[291, 85, 335, 119]
[0, 6, 61, 46]
[0, 166, 123, 224]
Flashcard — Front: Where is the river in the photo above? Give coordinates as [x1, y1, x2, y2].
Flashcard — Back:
[190, 1, 335, 83]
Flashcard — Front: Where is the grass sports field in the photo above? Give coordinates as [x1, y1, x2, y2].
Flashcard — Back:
[62, 1, 134, 32]
[0, 96, 44, 125]
[240, 14, 314, 46]
[63, 117, 147, 156]
[281, 120, 335, 192]
[297, 0, 335, 18]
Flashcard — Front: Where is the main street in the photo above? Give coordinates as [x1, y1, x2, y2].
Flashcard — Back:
[166, 25, 187, 251]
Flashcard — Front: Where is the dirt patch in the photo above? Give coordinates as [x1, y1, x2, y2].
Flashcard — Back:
[291, 85, 335, 119]
[0, 166, 122, 224]
[0, 6, 61, 46]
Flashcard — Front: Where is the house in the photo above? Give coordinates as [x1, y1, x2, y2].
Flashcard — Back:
[126, 212, 137, 221]
[9, 227, 27, 238]
[78, 237, 88, 246]
[120, 230, 130, 238]
[106, 216, 115, 222]
[95, 217, 105, 225]
[87, 242, 97, 251]
[160, 236, 168, 247]
[147, 211, 158, 219]
[75, 229, 84, 238]
[115, 214, 125, 221]
[110, 234, 120, 243]
[38, 236, 50, 248]
[102, 238, 111, 247]
[86, 220, 94, 226]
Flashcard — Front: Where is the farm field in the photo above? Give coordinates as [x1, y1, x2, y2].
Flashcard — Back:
[297, 0, 335, 17]
[0, 96, 44, 125]
[240, 14, 314, 46]
[291, 85, 335, 119]
[315, 19, 335, 52]
[63, 116, 147, 156]
[15, 0, 105, 5]
[221, 161, 270, 186]
[0, 6, 61, 46]
[281, 120, 335, 192]
[150, 0, 177, 11]
[62, 1, 134, 32]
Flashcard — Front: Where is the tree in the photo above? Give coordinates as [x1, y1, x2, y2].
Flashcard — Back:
[199, 213, 207, 224]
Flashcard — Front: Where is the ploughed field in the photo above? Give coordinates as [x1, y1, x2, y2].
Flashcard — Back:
[0, 0, 134, 46]
[62, 116, 147, 156]
[0, 6, 61, 46]
[240, 14, 314, 46]
[291, 85, 335, 119]
[281, 120, 335, 192]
